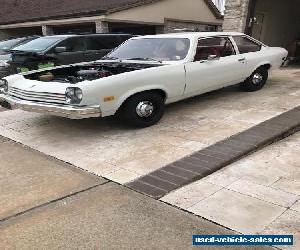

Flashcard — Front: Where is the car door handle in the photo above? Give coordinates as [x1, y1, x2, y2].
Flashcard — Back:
[238, 58, 246, 62]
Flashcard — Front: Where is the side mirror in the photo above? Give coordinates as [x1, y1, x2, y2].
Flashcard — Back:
[54, 47, 67, 53]
[207, 54, 220, 61]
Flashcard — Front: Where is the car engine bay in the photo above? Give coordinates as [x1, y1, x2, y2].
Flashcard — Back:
[23, 62, 162, 84]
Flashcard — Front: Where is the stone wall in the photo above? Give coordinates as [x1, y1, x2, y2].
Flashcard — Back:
[42, 25, 54, 36]
[223, 0, 250, 32]
[95, 21, 109, 33]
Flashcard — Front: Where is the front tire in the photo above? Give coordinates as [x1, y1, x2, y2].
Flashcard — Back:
[118, 91, 165, 128]
[241, 67, 268, 92]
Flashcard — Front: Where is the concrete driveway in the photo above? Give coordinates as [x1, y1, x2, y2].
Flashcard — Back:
[0, 139, 272, 250]
[0, 67, 299, 249]
[0, 68, 299, 185]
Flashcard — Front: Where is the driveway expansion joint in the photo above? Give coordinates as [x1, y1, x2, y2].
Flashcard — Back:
[0, 181, 110, 224]
[127, 107, 300, 199]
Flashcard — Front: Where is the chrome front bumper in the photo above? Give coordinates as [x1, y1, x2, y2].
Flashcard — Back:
[0, 94, 101, 119]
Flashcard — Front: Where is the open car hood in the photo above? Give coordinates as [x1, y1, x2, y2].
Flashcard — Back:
[21, 61, 164, 84]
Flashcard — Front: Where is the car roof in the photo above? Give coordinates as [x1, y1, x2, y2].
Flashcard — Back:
[42, 33, 133, 39]
[133, 32, 245, 39]
[0, 36, 31, 42]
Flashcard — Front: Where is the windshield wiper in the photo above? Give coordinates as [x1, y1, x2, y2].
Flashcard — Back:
[126, 57, 162, 63]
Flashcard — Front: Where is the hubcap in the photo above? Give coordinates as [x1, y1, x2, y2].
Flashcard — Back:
[252, 73, 263, 85]
[136, 101, 154, 118]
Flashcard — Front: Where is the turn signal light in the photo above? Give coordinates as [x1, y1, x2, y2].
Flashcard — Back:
[104, 96, 115, 102]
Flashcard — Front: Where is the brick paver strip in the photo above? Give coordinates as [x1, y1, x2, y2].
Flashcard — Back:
[127, 107, 300, 199]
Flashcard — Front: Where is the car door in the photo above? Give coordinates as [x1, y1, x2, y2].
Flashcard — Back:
[48, 37, 88, 65]
[184, 36, 246, 97]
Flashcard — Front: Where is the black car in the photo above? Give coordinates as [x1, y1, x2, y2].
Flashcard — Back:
[0, 36, 39, 77]
[8, 33, 133, 74]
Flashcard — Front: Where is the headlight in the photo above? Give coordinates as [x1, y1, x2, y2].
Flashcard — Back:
[0, 79, 8, 93]
[0, 60, 9, 67]
[65, 87, 83, 104]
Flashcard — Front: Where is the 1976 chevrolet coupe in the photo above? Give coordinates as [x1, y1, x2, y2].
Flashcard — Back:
[0, 32, 288, 127]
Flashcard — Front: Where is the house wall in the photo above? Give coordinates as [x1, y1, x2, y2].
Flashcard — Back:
[0, 27, 42, 39]
[0, 0, 222, 38]
[163, 20, 220, 33]
[254, 0, 299, 48]
[106, 0, 223, 25]
[0, 31, 10, 40]
[223, 0, 300, 51]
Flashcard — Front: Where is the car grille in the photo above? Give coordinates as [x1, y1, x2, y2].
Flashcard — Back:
[8, 87, 66, 104]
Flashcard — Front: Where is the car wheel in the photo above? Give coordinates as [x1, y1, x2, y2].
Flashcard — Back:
[241, 67, 268, 92]
[119, 91, 165, 128]
[0, 100, 11, 109]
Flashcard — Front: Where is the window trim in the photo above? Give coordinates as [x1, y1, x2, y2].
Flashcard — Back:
[243, 35, 267, 47]
[232, 35, 266, 55]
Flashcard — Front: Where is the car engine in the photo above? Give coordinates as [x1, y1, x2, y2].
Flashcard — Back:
[24, 62, 162, 84]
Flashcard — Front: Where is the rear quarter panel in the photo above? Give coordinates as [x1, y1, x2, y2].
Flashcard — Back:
[244, 47, 288, 77]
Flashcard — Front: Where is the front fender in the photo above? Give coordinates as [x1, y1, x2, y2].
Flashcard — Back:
[115, 85, 169, 114]
[80, 63, 186, 117]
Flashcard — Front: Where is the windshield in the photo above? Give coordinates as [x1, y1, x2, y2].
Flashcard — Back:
[0, 38, 23, 51]
[106, 38, 190, 61]
[13, 37, 63, 52]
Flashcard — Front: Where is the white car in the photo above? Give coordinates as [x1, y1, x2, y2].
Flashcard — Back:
[0, 32, 288, 127]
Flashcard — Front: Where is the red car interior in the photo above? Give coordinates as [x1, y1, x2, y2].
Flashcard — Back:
[194, 45, 234, 61]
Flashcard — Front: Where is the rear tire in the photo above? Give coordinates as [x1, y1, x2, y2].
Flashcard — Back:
[241, 67, 268, 92]
[118, 91, 165, 128]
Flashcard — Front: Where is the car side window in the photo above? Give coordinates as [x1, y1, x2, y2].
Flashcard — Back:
[233, 36, 262, 54]
[86, 36, 121, 51]
[194, 37, 235, 61]
[55, 37, 87, 52]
